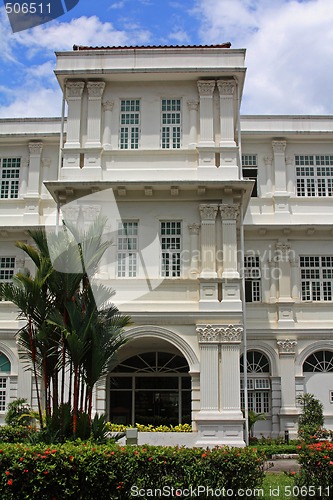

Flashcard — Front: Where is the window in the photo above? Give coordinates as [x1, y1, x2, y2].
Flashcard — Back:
[242, 155, 258, 197]
[0, 257, 15, 281]
[244, 255, 261, 302]
[119, 99, 140, 149]
[0, 158, 20, 199]
[117, 221, 138, 277]
[160, 221, 182, 277]
[0, 353, 11, 412]
[303, 350, 333, 372]
[296, 155, 333, 197]
[240, 351, 270, 414]
[330, 391, 333, 404]
[161, 99, 181, 149]
[300, 256, 333, 301]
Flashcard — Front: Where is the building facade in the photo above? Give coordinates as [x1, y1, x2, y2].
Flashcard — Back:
[0, 45, 333, 447]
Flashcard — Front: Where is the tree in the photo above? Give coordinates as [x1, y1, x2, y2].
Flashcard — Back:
[0, 216, 130, 439]
[297, 393, 324, 442]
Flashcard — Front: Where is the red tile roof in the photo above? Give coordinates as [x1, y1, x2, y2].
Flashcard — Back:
[73, 43, 231, 51]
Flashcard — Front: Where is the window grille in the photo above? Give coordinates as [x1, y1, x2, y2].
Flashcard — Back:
[0, 257, 15, 281]
[300, 256, 333, 301]
[117, 221, 138, 277]
[244, 255, 261, 302]
[161, 99, 181, 149]
[0, 158, 20, 199]
[242, 154, 258, 197]
[296, 155, 333, 197]
[119, 99, 140, 149]
[160, 221, 181, 277]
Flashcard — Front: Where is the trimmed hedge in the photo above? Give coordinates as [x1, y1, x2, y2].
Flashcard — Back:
[107, 422, 192, 432]
[0, 442, 264, 499]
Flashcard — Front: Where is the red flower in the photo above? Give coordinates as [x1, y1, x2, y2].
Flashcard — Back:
[202, 453, 207, 458]
[148, 457, 152, 461]
[19, 457, 24, 462]
[7, 479, 13, 486]
[43, 471, 49, 475]
[23, 470, 29, 473]
[5, 471, 10, 476]
[329, 461, 333, 466]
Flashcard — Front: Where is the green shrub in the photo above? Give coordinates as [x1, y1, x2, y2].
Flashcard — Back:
[294, 441, 333, 499]
[106, 422, 192, 433]
[5, 399, 32, 427]
[0, 442, 264, 499]
[297, 394, 324, 442]
[0, 426, 37, 443]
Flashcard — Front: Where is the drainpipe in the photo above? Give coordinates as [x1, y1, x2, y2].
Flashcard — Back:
[236, 79, 249, 446]
[56, 79, 66, 235]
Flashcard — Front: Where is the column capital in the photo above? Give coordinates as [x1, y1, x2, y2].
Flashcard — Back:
[103, 100, 114, 111]
[66, 81, 85, 99]
[197, 324, 243, 343]
[217, 79, 236, 96]
[87, 81, 105, 98]
[277, 339, 297, 355]
[197, 80, 216, 96]
[285, 155, 294, 166]
[199, 204, 218, 221]
[188, 223, 200, 235]
[187, 100, 199, 111]
[272, 139, 287, 154]
[29, 142, 43, 155]
[275, 241, 291, 260]
[219, 203, 240, 220]
[264, 156, 273, 166]
[42, 158, 51, 168]
[197, 325, 220, 343]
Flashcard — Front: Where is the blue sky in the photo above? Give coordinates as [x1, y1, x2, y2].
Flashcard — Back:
[1, 0, 333, 117]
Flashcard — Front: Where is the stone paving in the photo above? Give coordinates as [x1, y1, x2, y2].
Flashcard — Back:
[265, 459, 300, 474]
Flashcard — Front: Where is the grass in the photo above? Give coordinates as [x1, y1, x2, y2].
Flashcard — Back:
[262, 473, 297, 499]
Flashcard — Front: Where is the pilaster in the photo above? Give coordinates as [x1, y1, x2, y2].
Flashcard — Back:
[197, 80, 216, 169]
[275, 241, 295, 327]
[199, 204, 218, 307]
[64, 81, 85, 149]
[272, 140, 291, 218]
[26, 142, 43, 198]
[195, 324, 245, 448]
[188, 223, 200, 278]
[217, 80, 236, 147]
[277, 339, 299, 439]
[102, 100, 114, 150]
[86, 81, 105, 148]
[187, 100, 199, 148]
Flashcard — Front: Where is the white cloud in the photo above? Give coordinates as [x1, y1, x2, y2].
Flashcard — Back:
[169, 29, 191, 44]
[0, 86, 62, 118]
[194, 0, 333, 114]
[110, 1, 126, 9]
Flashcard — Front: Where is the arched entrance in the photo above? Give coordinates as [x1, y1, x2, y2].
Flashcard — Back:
[109, 350, 191, 426]
[303, 349, 333, 420]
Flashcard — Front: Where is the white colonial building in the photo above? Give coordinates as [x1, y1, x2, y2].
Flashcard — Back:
[0, 44, 333, 447]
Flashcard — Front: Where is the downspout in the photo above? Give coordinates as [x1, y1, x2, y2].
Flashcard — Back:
[56, 79, 66, 235]
[236, 79, 249, 445]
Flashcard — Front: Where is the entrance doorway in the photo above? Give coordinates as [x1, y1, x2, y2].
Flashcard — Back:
[109, 351, 191, 426]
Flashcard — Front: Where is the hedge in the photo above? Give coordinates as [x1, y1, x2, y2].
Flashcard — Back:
[294, 441, 333, 499]
[0, 442, 264, 499]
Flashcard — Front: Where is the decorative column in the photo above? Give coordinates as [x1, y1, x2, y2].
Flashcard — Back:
[217, 80, 236, 147]
[187, 100, 199, 148]
[285, 155, 294, 193]
[196, 326, 220, 413]
[290, 257, 300, 299]
[86, 81, 105, 148]
[275, 241, 294, 327]
[102, 100, 114, 150]
[64, 81, 85, 149]
[268, 258, 278, 302]
[220, 204, 241, 309]
[197, 81, 216, 170]
[277, 340, 299, 439]
[195, 324, 245, 448]
[19, 157, 29, 197]
[197, 81, 215, 145]
[219, 325, 243, 417]
[272, 140, 290, 218]
[198, 205, 219, 307]
[41, 158, 51, 198]
[263, 156, 273, 195]
[199, 204, 218, 279]
[26, 142, 43, 197]
[188, 223, 200, 278]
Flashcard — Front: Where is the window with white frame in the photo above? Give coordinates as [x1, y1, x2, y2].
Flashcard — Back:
[303, 350, 333, 372]
[330, 391, 333, 404]
[119, 99, 140, 149]
[295, 155, 333, 197]
[0, 257, 15, 281]
[0, 158, 20, 199]
[117, 221, 138, 277]
[0, 353, 11, 412]
[300, 256, 333, 301]
[244, 255, 261, 302]
[242, 155, 258, 197]
[160, 221, 182, 277]
[240, 351, 271, 414]
[161, 99, 181, 149]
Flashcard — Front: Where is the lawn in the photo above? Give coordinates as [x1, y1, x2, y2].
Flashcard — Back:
[262, 473, 297, 499]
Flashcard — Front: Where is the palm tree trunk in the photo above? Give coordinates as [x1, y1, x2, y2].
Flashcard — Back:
[72, 366, 79, 436]
[28, 320, 43, 429]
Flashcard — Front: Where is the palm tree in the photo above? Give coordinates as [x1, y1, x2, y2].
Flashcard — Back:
[0, 216, 130, 438]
